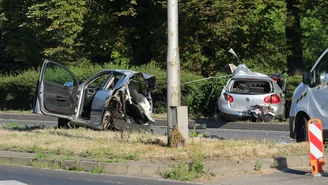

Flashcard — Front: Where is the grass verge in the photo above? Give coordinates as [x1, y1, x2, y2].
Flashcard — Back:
[0, 123, 311, 181]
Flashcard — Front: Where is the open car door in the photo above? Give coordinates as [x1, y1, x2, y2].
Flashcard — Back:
[33, 60, 79, 119]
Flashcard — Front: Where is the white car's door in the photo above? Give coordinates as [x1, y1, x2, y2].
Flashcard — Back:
[33, 60, 79, 119]
[308, 50, 328, 126]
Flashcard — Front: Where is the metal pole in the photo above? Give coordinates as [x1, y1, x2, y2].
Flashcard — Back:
[167, 0, 181, 146]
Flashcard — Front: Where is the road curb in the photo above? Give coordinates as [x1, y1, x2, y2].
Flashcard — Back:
[0, 150, 321, 177]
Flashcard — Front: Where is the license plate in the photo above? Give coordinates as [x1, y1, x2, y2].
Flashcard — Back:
[237, 111, 250, 116]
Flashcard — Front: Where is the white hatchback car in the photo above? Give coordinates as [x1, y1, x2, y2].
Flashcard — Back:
[289, 48, 328, 142]
[217, 64, 286, 122]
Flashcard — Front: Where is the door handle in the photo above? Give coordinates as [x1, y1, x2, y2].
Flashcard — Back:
[56, 95, 67, 101]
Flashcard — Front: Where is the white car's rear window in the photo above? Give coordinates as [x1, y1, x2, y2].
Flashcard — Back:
[229, 80, 272, 94]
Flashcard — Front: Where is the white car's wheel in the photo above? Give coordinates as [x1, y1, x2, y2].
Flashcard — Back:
[295, 114, 309, 142]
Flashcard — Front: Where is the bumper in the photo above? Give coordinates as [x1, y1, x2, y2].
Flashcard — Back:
[218, 103, 285, 122]
[219, 111, 252, 121]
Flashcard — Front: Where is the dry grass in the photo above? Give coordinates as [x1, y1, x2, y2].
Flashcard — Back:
[0, 110, 33, 114]
[0, 123, 309, 163]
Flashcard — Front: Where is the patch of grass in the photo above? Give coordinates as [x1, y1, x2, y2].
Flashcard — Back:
[113, 130, 131, 142]
[0, 127, 308, 163]
[49, 148, 75, 156]
[163, 143, 215, 181]
[124, 153, 139, 161]
[254, 160, 263, 171]
[0, 123, 45, 131]
[28, 160, 51, 168]
[91, 165, 104, 174]
[0, 110, 33, 114]
[32, 151, 48, 161]
[70, 161, 84, 172]
[0, 122, 21, 129]
[190, 131, 210, 138]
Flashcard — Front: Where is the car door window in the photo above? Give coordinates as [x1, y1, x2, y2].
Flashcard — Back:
[103, 74, 123, 90]
[41, 62, 78, 115]
[87, 74, 110, 90]
[314, 53, 328, 86]
[44, 63, 76, 85]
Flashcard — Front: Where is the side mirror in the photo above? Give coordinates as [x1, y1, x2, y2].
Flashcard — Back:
[64, 81, 74, 87]
[302, 72, 312, 85]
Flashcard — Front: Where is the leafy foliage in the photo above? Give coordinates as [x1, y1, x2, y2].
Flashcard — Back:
[22, 0, 88, 64]
[0, 0, 322, 75]
[0, 0, 327, 116]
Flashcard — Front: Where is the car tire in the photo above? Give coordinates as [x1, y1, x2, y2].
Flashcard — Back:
[58, 118, 69, 129]
[295, 115, 308, 142]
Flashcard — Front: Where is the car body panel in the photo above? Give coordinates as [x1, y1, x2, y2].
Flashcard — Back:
[289, 48, 328, 139]
[33, 60, 79, 119]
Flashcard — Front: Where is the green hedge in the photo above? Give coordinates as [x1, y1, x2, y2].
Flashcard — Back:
[0, 63, 302, 117]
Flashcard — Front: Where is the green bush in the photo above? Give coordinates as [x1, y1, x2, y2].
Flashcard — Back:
[0, 69, 39, 110]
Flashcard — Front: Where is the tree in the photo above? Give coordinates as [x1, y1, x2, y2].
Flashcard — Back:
[23, 0, 88, 65]
[286, 0, 303, 75]
[178, 0, 287, 75]
[299, 0, 328, 70]
[1, 0, 43, 67]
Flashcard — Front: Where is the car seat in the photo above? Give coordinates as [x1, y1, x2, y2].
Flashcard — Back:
[126, 80, 147, 124]
[238, 83, 250, 93]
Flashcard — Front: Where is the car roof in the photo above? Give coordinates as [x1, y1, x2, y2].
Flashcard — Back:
[231, 74, 272, 81]
[230, 64, 272, 81]
[102, 69, 138, 76]
[100, 69, 155, 80]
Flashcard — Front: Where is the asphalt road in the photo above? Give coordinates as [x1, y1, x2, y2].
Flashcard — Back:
[0, 164, 195, 185]
[2, 164, 328, 185]
[0, 118, 293, 143]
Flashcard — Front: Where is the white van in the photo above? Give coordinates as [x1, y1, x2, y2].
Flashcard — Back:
[289, 48, 328, 142]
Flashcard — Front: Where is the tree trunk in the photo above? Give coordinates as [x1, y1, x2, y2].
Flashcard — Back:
[286, 0, 304, 76]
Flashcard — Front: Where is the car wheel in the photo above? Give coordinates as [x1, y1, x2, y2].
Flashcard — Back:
[58, 118, 69, 129]
[295, 115, 308, 142]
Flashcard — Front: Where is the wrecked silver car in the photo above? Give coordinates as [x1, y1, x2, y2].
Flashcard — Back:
[33, 59, 156, 132]
[217, 64, 286, 122]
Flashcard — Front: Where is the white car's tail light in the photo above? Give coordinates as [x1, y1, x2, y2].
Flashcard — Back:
[224, 93, 234, 103]
[264, 94, 281, 104]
